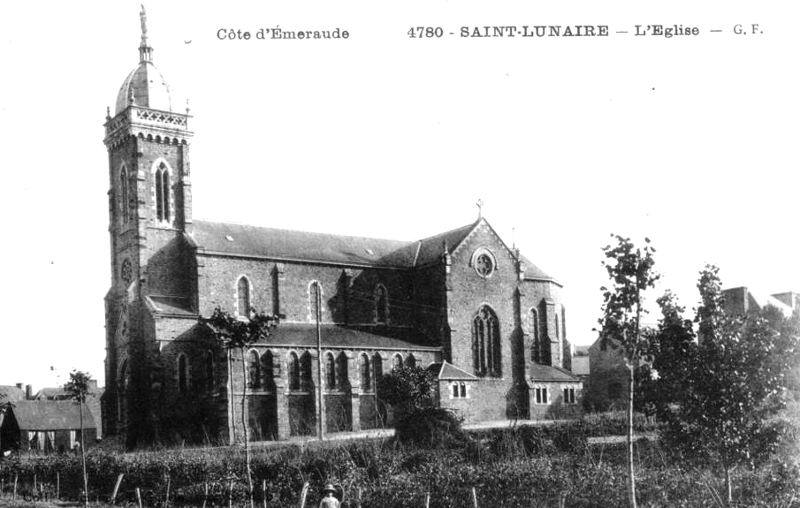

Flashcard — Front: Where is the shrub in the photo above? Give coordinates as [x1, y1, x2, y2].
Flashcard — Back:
[394, 408, 466, 447]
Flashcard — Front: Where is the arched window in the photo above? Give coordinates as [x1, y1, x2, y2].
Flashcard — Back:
[177, 353, 189, 394]
[118, 360, 129, 421]
[531, 308, 551, 365]
[300, 352, 313, 391]
[392, 354, 403, 371]
[373, 353, 383, 380]
[530, 309, 540, 363]
[120, 168, 129, 223]
[336, 353, 349, 390]
[204, 350, 214, 392]
[406, 354, 417, 368]
[472, 305, 501, 377]
[237, 277, 251, 318]
[288, 352, 300, 391]
[555, 314, 560, 340]
[309, 281, 322, 322]
[359, 354, 371, 391]
[261, 350, 275, 390]
[374, 284, 389, 324]
[119, 360, 129, 393]
[325, 352, 336, 389]
[155, 163, 170, 222]
[247, 350, 261, 389]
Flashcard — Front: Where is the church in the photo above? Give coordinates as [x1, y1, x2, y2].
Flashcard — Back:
[102, 9, 582, 446]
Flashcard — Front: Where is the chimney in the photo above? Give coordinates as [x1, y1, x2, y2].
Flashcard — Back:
[15, 383, 22, 389]
[25, 384, 33, 400]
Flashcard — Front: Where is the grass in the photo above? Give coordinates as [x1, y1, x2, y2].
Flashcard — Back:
[0, 418, 797, 507]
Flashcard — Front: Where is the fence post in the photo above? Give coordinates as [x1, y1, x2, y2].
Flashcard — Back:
[56, 472, 60, 500]
[202, 482, 208, 508]
[13, 474, 18, 501]
[136, 487, 142, 508]
[165, 474, 171, 508]
[425, 492, 430, 508]
[262, 479, 267, 508]
[298, 482, 309, 508]
[472, 487, 478, 508]
[111, 474, 124, 504]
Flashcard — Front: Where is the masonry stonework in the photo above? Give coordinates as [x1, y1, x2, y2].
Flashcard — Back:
[102, 10, 582, 446]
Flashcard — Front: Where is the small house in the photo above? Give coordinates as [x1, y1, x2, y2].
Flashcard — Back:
[0, 400, 96, 454]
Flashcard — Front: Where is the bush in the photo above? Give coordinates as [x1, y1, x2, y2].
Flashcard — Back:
[394, 408, 466, 447]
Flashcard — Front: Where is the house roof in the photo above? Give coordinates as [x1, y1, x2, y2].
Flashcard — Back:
[428, 361, 477, 381]
[242, 323, 441, 351]
[573, 345, 591, 356]
[34, 385, 103, 401]
[0, 386, 25, 404]
[6, 401, 96, 431]
[530, 364, 581, 382]
[571, 356, 590, 376]
[189, 219, 558, 283]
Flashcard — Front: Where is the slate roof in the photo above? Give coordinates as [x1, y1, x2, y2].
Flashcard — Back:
[0, 386, 25, 405]
[413, 222, 478, 266]
[145, 295, 195, 316]
[530, 364, 581, 382]
[519, 254, 559, 283]
[34, 386, 103, 401]
[428, 361, 477, 381]
[573, 345, 590, 356]
[6, 401, 96, 431]
[189, 219, 558, 282]
[244, 323, 441, 351]
[191, 220, 412, 268]
[571, 356, 590, 377]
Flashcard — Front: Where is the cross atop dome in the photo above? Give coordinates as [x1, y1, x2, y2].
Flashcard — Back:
[139, 5, 153, 63]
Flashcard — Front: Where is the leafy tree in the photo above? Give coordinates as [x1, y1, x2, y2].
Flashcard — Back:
[376, 364, 436, 416]
[64, 370, 92, 508]
[660, 265, 800, 505]
[636, 290, 696, 419]
[200, 306, 279, 508]
[597, 235, 659, 508]
[376, 365, 464, 446]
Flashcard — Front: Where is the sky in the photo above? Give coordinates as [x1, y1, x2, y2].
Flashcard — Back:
[0, 1, 797, 391]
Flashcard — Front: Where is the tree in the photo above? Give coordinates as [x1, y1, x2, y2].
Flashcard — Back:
[636, 290, 696, 419]
[376, 364, 436, 416]
[200, 306, 278, 508]
[597, 235, 659, 508]
[660, 265, 800, 506]
[377, 365, 464, 446]
[64, 370, 92, 508]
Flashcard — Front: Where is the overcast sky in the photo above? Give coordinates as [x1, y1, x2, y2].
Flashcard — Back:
[0, 1, 797, 390]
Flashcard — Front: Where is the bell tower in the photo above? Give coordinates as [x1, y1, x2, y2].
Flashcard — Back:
[103, 6, 194, 439]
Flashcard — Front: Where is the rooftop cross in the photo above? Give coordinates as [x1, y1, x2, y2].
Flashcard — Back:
[139, 5, 153, 63]
[476, 199, 484, 219]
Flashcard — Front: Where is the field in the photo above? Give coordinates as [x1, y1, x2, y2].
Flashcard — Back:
[0, 416, 797, 508]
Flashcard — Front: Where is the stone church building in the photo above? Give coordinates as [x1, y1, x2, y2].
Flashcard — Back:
[102, 9, 581, 446]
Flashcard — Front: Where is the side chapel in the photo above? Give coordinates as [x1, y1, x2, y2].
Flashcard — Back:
[102, 8, 582, 446]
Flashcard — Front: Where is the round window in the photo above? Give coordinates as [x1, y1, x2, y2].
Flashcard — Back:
[475, 253, 494, 277]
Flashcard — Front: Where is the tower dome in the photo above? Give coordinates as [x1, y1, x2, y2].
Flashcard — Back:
[114, 6, 173, 115]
